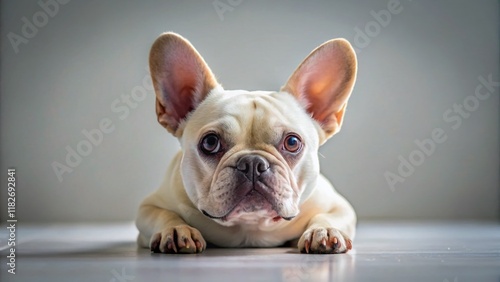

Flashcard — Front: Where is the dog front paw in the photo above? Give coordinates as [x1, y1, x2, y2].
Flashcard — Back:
[150, 225, 206, 254]
[298, 227, 352, 254]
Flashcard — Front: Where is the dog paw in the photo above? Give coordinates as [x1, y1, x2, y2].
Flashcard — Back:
[150, 225, 206, 254]
[297, 227, 352, 254]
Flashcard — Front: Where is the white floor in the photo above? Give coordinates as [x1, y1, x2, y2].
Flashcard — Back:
[1, 221, 499, 282]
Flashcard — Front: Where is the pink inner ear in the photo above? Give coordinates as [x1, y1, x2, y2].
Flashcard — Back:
[282, 39, 357, 136]
[300, 51, 348, 122]
[159, 85, 196, 127]
[160, 50, 202, 121]
[150, 33, 218, 134]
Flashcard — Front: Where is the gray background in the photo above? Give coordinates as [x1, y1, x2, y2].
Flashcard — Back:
[1, 0, 498, 223]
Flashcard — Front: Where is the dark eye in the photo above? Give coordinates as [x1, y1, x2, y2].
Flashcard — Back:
[283, 134, 302, 153]
[200, 133, 221, 155]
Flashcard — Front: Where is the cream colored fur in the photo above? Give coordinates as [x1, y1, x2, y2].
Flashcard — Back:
[136, 32, 357, 254]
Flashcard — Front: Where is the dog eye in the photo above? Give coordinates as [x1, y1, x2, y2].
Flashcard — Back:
[200, 133, 221, 154]
[283, 134, 302, 153]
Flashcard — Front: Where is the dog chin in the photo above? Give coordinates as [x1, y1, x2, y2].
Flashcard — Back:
[208, 191, 286, 227]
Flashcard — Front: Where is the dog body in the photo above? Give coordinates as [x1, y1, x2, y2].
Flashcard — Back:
[136, 33, 357, 254]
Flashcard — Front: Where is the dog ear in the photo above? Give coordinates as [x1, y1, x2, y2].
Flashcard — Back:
[281, 39, 357, 142]
[149, 32, 219, 136]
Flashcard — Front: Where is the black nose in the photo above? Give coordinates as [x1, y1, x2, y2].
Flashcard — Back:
[236, 155, 270, 181]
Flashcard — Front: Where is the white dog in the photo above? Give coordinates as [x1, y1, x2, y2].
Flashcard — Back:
[136, 32, 357, 254]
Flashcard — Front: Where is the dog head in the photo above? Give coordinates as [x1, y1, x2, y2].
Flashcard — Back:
[149, 32, 356, 226]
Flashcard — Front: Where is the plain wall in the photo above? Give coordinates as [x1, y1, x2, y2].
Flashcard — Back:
[1, 0, 498, 222]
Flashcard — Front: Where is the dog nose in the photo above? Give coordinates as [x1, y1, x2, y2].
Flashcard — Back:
[236, 155, 270, 180]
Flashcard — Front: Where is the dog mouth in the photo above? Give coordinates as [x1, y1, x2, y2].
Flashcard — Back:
[200, 155, 298, 223]
[201, 189, 295, 223]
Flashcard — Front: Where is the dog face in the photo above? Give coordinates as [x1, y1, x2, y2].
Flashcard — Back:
[149, 33, 356, 227]
[180, 90, 321, 226]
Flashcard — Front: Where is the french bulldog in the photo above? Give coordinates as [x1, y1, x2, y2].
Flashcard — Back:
[136, 32, 357, 254]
